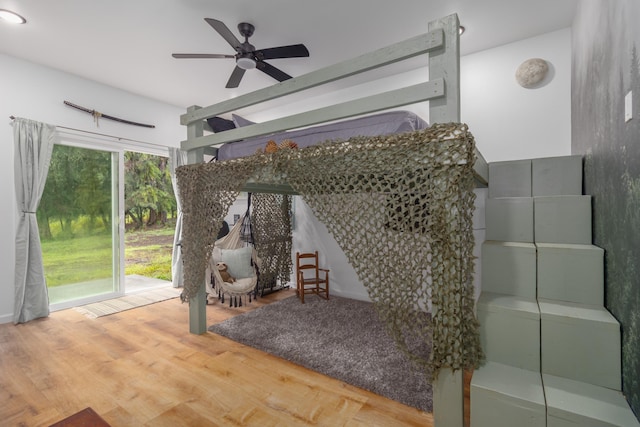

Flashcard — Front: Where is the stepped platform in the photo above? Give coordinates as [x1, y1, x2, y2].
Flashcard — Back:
[537, 242, 604, 305]
[544, 373, 640, 427]
[482, 241, 537, 298]
[486, 197, 534, 242]
[477, 292, 540, 371]
[471, 361, 545, 427]
[539, 299, 621, 390]
[534, 195, 592, 244]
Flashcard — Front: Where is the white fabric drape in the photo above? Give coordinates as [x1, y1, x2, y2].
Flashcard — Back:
[169, 147, 188, 288]
[13, 118, 59, 323]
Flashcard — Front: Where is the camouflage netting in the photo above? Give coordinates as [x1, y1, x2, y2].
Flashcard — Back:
[176, 122, 483, 376]
[251, 193, 293, 294]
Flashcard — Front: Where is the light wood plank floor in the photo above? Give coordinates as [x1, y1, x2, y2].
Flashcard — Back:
[0, 288, 470, 426]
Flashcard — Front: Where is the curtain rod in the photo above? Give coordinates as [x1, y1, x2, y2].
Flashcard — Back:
[9, 115, 168, 149]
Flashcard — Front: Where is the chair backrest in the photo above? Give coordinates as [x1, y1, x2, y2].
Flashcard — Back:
[296, 251, 320, 278]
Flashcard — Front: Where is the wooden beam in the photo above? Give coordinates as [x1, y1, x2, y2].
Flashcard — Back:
[473, 149, 489, 186]
[181, 79, 444, 151]
[185, 105, 208, 335]
[180, 29, 444, 126]
[242, 182, 299, 195]
[428, 14, 460, 124]
[433, 369, 465, 427]
[428, 15, 465, 427]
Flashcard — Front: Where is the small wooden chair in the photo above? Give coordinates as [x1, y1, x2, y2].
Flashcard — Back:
[296, 251, 329, 304]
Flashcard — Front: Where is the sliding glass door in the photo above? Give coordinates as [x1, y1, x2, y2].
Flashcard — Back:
[37, 132, 177, 310]
[38, 143, 123, 309]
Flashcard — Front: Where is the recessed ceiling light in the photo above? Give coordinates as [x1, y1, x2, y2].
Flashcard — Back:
[0, 9, 27, 24]
[458, 25, 466, 36]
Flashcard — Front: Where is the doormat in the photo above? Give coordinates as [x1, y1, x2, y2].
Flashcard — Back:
[73, 286, 181, 318]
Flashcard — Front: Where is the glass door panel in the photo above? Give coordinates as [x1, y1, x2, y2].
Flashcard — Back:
[38, 144, 121, 308]
[123, 151, 176, 293]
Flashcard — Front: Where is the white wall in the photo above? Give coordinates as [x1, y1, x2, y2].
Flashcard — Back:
[461, 28, 572, 162]
[0, 53, 185, 323]
[292, 198, 369, 300]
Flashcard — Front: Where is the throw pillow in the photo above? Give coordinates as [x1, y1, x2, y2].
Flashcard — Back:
[220, 247, 255, 279]
[207, 116, 236, 132]
[231, 113, 256, 128]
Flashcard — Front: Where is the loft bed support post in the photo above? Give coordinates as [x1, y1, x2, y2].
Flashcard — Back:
[186, 105, 208, 335]
[428, 14, 460, 124]
[428, 13, 465, 427]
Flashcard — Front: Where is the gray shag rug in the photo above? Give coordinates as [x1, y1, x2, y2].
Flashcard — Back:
[208, 295, 432, 412]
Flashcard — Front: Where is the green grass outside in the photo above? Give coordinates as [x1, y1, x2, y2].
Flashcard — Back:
[41, 226, 175, 287]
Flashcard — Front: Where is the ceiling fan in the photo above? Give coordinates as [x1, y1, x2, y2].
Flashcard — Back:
[172, 18, 310, 88]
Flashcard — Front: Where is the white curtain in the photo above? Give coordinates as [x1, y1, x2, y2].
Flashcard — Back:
[169, 147, 188, 288]
[13, 118, 58, 323]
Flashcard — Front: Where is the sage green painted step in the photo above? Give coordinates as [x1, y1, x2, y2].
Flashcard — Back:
[539, 299, 621, 390]
[470, 361, 546, 427]
[532, 155, 583, 197]
[482, 241, 537, 299]
[543, 373, 640, 427]
[477, 292, 540, 371]
[488, 155, 584, 198]
[486, 197, 534, 242]
[537, 243, 604, 305]
[534, 195, 592, 244]
[488, 159, 532, 198]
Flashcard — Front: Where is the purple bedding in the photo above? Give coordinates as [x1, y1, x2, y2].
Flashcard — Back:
[216, 110, 429, 161]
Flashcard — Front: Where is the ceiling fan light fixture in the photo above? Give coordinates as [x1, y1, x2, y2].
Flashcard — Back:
[0, 9, 26, 24]
[237, 56, 257, 70]
[174, 18, 309, 87]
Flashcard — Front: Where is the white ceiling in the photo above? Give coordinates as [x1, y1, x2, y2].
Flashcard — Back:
[0, 0, 577, 110]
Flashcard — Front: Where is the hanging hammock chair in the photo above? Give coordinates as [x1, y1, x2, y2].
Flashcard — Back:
[205, 210, 261, 307]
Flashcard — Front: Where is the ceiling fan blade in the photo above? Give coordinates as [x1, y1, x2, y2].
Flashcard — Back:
[257, 61, 292, 82]
[226, 66, 246, 88]
[256, 44, 310, 60]
[172, 53, 235, 59]
[205, 18, 242, 50]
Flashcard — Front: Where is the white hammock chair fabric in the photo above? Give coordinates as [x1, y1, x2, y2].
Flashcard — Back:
[205, 213, 261, 306]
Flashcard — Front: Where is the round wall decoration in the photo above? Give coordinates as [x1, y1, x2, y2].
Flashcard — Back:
[516, 58, 549, 88]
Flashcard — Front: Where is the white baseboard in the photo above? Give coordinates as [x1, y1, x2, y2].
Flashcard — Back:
[0, 312, 14, 324]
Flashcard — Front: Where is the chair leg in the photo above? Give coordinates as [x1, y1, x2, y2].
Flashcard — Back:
[297, 280, 304, 303]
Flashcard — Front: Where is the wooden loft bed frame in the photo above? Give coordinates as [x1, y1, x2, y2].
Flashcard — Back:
[180, 13, 487, 187]
[180, 13, 482, 426]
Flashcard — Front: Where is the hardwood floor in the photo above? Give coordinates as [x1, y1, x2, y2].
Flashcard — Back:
[0, 288, 470, 426]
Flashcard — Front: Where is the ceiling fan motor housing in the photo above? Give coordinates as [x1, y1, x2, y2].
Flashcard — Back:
[236, 23, 257, 68]
[238, 22, 255, 39]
